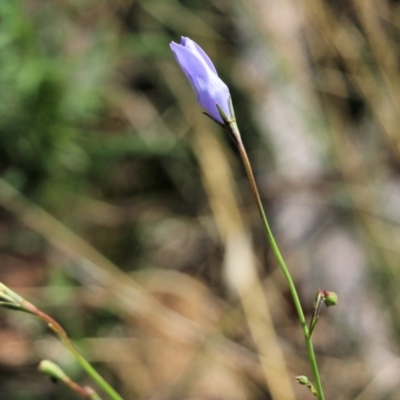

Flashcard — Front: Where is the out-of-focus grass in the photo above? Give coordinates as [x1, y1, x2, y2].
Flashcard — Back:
[1, 1, 400, 399]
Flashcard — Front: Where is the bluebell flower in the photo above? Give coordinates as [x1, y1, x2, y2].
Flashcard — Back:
[170, 37, 232, 124]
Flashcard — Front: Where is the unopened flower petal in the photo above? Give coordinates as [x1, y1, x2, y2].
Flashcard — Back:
[181, 37, 217, 74]
[170, 37, 233, 124]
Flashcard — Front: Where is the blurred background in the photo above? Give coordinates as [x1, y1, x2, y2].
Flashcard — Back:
[0, 0, 400, 399]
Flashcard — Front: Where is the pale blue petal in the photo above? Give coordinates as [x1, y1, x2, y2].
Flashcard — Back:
[180, 37, 217, 75]
[170, 42, 210, 100]
[170, 40, 232, 123]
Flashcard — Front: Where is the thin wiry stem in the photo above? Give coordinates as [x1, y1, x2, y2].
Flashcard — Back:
[227, 120, 325, 400]
[23, 301, 123, 400]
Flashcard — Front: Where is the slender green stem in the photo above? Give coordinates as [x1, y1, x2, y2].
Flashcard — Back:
[24, 302, 123, 400]
[0, 283, 114, 399]
[228, 121, 325, 400]
[49, 319, 123, 400]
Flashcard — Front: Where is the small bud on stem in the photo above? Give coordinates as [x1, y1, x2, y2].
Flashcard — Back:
[309, 290, 338, 337]
[296, 375, 318, 397]
[39, 360, 103, 400]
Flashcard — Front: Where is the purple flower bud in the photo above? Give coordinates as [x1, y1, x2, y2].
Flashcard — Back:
[170, 37, 232, 124]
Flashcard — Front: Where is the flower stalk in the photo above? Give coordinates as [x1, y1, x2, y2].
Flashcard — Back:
[226, 119, 325, 400]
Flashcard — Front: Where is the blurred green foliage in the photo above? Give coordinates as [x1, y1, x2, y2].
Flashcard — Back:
[0, 2, 107, 194]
